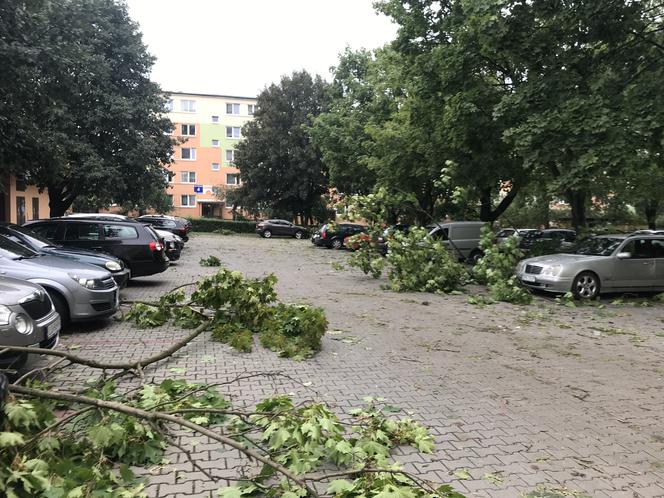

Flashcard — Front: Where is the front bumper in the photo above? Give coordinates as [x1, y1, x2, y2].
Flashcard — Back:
[111, 268, 131, 288]
[516, 272, 573, 294]
[0, 309, 60, 367]
[70, 286, 121, 321]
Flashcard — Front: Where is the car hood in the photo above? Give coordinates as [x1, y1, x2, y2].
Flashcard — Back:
[43, 246, 122, 264]
[0, 276, 43, 303]
[0, 254, 112, 279]
[523, 253, 607, 265]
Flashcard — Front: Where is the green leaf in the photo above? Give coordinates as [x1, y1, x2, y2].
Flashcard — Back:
[326, 480, 354, 495]
[453, 469, 472, 480]
[0, 431, 25, 447]
[217, 487, 243, 498]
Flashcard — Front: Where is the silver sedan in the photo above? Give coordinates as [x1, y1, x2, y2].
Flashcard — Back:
[516, 234, 664, 299]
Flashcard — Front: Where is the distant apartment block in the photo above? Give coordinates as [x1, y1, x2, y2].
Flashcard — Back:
[165, 91, 256, 219]
[1, 175, 50, 224]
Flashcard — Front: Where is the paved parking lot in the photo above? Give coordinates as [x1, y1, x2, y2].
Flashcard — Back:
[50, 233, 664, 497]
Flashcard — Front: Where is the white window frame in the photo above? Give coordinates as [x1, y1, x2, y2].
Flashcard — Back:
[226, 103, 240, 115]
[226, 126, 241, 139]
[164, 99, 173, 112]
[180, 99, 196, 112]
[180, 124, 196, 136]
[181, 194, 196, 207]
[181, 171, 196, 183]
[181, 147, 197, 160]
[226, 173, 240, 185]
[211, 115, 219, 123]
[211, 162, 220, 171]
[247, 104, 256, 115]
[211, 139, 220, 147]
[225, 149, 235, 163]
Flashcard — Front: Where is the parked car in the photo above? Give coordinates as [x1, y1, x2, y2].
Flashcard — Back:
[0, 236, 119, 323]
[516, 234, 664, 299]
[256, 220, 308, 239]
[0, 223, 130, 288]
[312, 223, 366, 249]
[496, 228, 537, 245]
[155, 229, 183, 261]
[0, 276, 61, 369]
[519, 229, 577, 252]
[138, 215, 191, 241]
[24, 217, 169, 278]
[427, 221, 485, 263]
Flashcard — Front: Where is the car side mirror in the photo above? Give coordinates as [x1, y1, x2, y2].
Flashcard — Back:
[616, 251, 631, 259]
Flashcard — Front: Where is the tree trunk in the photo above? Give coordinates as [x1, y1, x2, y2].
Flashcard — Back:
[479, 182, 521, 222]
[566, 189, 587, 230]
[48, 184, 76, 217]
[644, 200, 659, 229]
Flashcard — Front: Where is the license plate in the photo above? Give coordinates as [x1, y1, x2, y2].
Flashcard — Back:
[47, 316, 61, 338]
[522, 275, 536, 283]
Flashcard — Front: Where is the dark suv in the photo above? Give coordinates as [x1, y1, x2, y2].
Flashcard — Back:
[24, 218, 169, 278]
[256, 220, 307, 239]
[312, 223, 366, 249]
[138, 215, 191, 241]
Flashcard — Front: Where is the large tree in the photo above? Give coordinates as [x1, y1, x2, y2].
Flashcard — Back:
[233, 71, 330, 222]
[0, 0, 173, 216]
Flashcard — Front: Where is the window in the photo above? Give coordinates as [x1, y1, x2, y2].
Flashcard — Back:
[181, 147, 196, 160]
[226, 103, 240, 114]
[211, 162, 220, 171]
[622, 239, 657, 259]
[32, 223, 58, 240]
[16, 196, 26, 225]
[103, 224, 138, 240]
[164, 99, 173, 111]
[211, 115, 219, 123]
[212, 139, 220, 147]
[167, 194, 173, 207]
[181, 124, 195, 136]
[15, 176, 26, 192]
[226, 173, 240, 185]
[181, 171, 196, 183]
[225, 149, 235, 163]
[181, 195, 196, 207]
[226, 126, 241, 138]
[248, 104, 256, 115]
[64, 223, 100, 241]
[180, 99, 196, 112]
[31, 197, 39, 220]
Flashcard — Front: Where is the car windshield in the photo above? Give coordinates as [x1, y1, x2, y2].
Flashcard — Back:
[0, 235, 40, 259]
[569, 237, 623, 256]
[2, 225, 53, 249]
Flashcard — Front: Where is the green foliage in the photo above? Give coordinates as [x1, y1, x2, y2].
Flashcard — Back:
[385, 228, 467, 294]
[474, 226, 532, 304]
[346, 233, 386, 279]
[260, 304, 328, 359]
[199, 255, 222, 267]
[186, 218, 257, 233]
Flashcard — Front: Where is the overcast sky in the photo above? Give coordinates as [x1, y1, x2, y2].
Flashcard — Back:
[125, 0, 397, 97]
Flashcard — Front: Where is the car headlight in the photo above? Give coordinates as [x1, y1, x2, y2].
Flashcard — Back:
[541, 264, 562, 277]
[13, 313, 33, 335]
[516, 261, 526, 273]
[0, 305, 11, 325]
[69, 273, 102, 289]
[105, 261, 122, 272]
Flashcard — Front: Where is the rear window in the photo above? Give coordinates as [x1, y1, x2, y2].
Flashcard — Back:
[30, 223, 59, 241]
[64, 223, 100, 241]
[103, 224, 138, 240]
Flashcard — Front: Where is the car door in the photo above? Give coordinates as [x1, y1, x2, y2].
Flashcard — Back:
[61, 222, 103, 252]
[612, 238, 657, 289]
[652, 238, 664, 288]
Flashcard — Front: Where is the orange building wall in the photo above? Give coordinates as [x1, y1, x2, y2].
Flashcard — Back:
[1, 176, 50, 224]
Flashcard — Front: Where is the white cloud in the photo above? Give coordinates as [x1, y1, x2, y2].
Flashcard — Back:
[125, 0, 397, 97]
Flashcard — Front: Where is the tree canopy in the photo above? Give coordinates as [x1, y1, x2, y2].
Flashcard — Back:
[233, 70, 330, 222]
[0, 0, 173, 216]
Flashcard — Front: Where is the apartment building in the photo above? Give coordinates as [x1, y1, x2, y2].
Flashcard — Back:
[0, 175, 50, 224]
[165, 91, 256, 219]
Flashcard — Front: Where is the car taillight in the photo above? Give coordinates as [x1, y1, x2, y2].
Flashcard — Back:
[149, 241, 163, 251]
[321, 231, 327, 239]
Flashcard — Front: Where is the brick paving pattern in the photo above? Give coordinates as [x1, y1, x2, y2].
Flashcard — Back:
[43, 234, 664, 497]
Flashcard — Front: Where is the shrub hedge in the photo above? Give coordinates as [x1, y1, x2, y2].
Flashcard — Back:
[187, 217, 256, 233]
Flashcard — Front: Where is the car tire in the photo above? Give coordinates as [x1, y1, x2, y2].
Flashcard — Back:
[294, 231, 304, 239]
[47, 290, 70, 325]
[263, 230, 272, 239]
[572, 271, 600, 300]
[332, 238, 343, 249]
[468, 250, 484, 265]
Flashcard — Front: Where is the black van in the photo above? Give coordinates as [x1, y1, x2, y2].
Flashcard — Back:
[24, 217, 169, 278]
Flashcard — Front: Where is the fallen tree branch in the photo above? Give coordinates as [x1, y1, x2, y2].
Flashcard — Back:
[10, 384, 319, 498]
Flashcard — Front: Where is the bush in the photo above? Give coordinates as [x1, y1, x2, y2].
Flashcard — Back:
[187, 217, 256, 233]
[199, 255, 222, 266]
[261, 303, 328, 359]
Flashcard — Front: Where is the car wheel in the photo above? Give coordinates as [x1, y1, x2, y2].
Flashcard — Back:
[263, 230, 272, 238]
[332, 238, 343, 249]
[468, 250, 484, 265]
[294, 231, 304, 239]
[572, 271, 600, 299]
[47, 290, 70, 325]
